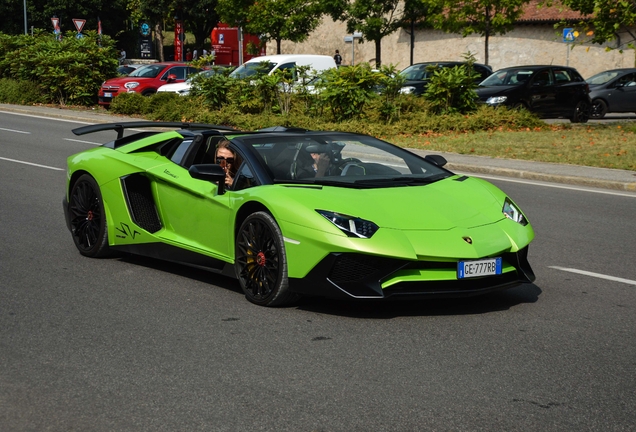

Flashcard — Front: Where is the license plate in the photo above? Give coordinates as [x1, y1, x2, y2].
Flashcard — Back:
[458, 257, 502, 279]
[104, 92, 112, 97]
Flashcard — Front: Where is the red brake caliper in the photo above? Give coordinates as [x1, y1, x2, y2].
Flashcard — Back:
[256, 251, 266, 267]
[87, 210, 94, 221]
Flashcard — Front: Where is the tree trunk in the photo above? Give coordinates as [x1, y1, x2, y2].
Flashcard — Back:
[410, 19, 415, 66]
[375, 39, 381, 68]
[276, 38, 282, 54]
[484, 31, 489, 66]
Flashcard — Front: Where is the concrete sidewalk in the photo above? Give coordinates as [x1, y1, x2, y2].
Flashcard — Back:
[2, 103, 635, 192]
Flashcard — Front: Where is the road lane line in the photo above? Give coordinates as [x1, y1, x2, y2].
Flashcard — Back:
[64, 138, 101, 146]
[549, 266, 636, 286]
[0, 156, 64, 171]
[0, 110, 93, 124]
[0, 127, 30, 134]
[464, 173, 636, 198]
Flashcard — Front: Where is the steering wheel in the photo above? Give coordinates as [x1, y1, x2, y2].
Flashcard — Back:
[337, 158, 363, 176]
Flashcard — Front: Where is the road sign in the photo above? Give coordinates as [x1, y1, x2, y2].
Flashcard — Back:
[72, 19, 86, 33]
[563, 28, 575, 43]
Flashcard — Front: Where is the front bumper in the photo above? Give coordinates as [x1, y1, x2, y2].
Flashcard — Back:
[289, 246, 535, 300]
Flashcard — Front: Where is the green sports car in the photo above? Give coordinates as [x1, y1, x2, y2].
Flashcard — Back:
[63, 122, 535, 306]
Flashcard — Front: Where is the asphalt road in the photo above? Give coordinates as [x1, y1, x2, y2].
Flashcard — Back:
[1, 112, 635, 431]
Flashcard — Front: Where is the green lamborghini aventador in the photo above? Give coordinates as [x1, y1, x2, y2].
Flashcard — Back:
[63, 122, 535, 306]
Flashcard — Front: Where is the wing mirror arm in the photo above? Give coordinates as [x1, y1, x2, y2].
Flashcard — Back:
[188, 164, 226, 194]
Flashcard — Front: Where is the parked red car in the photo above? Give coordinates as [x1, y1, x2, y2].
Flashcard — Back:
[98, 62, 199, 107]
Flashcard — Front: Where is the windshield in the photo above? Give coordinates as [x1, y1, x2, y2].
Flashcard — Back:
[480, 69, 535, 86]
[230, 61, 276, 78]
[400, 64, 434, 81]
[239, 133, 451, 188]
[586, 70, 622, 85]
[128, 64, 167, 78]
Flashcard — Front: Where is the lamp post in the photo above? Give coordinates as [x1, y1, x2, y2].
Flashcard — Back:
[343, 32, 362, 66]
[23, 0, 27, 34]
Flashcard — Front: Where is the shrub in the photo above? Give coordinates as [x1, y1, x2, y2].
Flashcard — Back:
[0, 78, 44, 104]
[320, 64, 384, 121]
[423, 54, 480, 115]
[110, 92, 149, 115]
[189, 66, 235, 110]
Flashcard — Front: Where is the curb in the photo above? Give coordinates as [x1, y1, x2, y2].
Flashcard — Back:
[447, 163, 636, 192]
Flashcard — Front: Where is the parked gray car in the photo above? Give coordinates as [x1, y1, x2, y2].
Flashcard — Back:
[587, 68, 636, 119]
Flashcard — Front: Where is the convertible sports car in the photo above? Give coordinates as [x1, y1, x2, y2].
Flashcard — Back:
[63, 123, 535, 306]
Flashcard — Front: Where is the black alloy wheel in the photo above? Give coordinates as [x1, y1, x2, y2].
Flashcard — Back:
[68, 174, 110, 257]
[591, 99, 608, 119]
[235, 211, 297, 306]
[571, 99, 591, 123]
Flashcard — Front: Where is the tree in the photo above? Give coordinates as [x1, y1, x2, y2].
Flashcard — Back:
[326, 0, 404, 67]
[400, 0, 443, 65]
[217, 0, 323, 54]
[174, 0, 220, 51]
[433, 0, 530, 65]
[550, 0, 636, 47]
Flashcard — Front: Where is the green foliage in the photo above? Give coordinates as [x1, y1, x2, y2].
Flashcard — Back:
[217, 0, 324, 53]
[0, 31, 118, 106]
[110, 91, 150, 115]
[374, 64, 407, 122]
[0, 78, 45, 104]
[189, 66, 235, 109]
[320, 63, 384, 121]
[423, 57, 480, 115]
[546, 0, 636, 47]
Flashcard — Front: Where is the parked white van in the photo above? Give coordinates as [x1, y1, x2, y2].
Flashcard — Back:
[230, 54, 336, 79]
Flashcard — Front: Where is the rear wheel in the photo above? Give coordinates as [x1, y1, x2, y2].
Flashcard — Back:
[571, 99, 590, 123]
[235, 212, 298, 306]
[591, 99, 608, 119]
[68, 174, 110, 257]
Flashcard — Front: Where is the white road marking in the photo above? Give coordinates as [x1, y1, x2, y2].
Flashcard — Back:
[0, 127, 30, 134]
[64, 138, 101, 146]
[0, 156, 64, 171]
[464, 173, 636, 198]
[0, 110, 93, 124]
[549, 266, 636, 286]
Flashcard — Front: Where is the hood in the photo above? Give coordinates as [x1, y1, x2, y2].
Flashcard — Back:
[103, 76, 155, 86]
[475, 85, 518, 100]
[271, 176, 504, 231]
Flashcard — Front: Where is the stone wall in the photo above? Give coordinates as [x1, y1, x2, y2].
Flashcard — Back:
[270, 17, 635, 78]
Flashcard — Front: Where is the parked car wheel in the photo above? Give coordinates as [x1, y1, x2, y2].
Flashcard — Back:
[69, 174, 110, 257]
[571, 99, 590, 123]
[591, 99, 608, 119]
[235, 212, 298, 306]
[141, 89, 156, 97]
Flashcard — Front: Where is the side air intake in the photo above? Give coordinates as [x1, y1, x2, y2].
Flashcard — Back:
[121, 174, 162, 233]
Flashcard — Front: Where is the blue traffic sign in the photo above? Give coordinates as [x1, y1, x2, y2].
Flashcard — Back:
[563, 28, 576, 43]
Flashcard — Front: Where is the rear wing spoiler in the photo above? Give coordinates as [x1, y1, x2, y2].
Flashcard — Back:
[72, 121, 237, 139]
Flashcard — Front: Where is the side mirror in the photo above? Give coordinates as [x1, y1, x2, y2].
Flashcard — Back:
[189, 164, 226, 194]
[424, 154, 447, 167]
[166, 74, 178, 82]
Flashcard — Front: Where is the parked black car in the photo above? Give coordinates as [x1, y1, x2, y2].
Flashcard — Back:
[476, 65, 591, 123]
[399, 61, 493, 96]
[586, 68, 636, 118]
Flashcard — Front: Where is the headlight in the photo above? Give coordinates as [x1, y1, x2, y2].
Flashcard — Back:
[487, 96, 507, 105]
[317, 210, 379, 238]
[502, 198, 528, 226]
[399, 86, 416, 94]
[124, 82, 139, 89]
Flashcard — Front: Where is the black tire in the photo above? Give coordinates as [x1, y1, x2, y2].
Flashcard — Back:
[141, 89, 156, 97]
[235, 211, 298, 306]
[571, 99, 590, 123]
[68, 174, 110, 257]
[591, 99, 608, 119]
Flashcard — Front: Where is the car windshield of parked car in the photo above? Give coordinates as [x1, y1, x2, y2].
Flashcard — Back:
[128, 64, 166, 78]
[480, 69, 535, 86]
[230, 61, 276, 78]
[586, 70, 622, 85]
[239, 133, 451, 188]
[399, 64, 434, 81]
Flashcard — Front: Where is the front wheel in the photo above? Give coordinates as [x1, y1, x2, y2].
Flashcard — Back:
[68, 174, 110, 257]
[591, 99, 608, 119]
[571, 99, 591, 123]
[235, 212, 298, 306]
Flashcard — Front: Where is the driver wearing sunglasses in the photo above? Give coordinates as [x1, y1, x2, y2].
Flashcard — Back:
[215, 140, 241, 188]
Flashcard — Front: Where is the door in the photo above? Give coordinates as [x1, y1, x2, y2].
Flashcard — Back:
[528, 69, 556, 116]
[612, 73, 636, 111]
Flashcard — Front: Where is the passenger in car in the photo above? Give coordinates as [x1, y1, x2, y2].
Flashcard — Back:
[215, 140, 241, 187]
